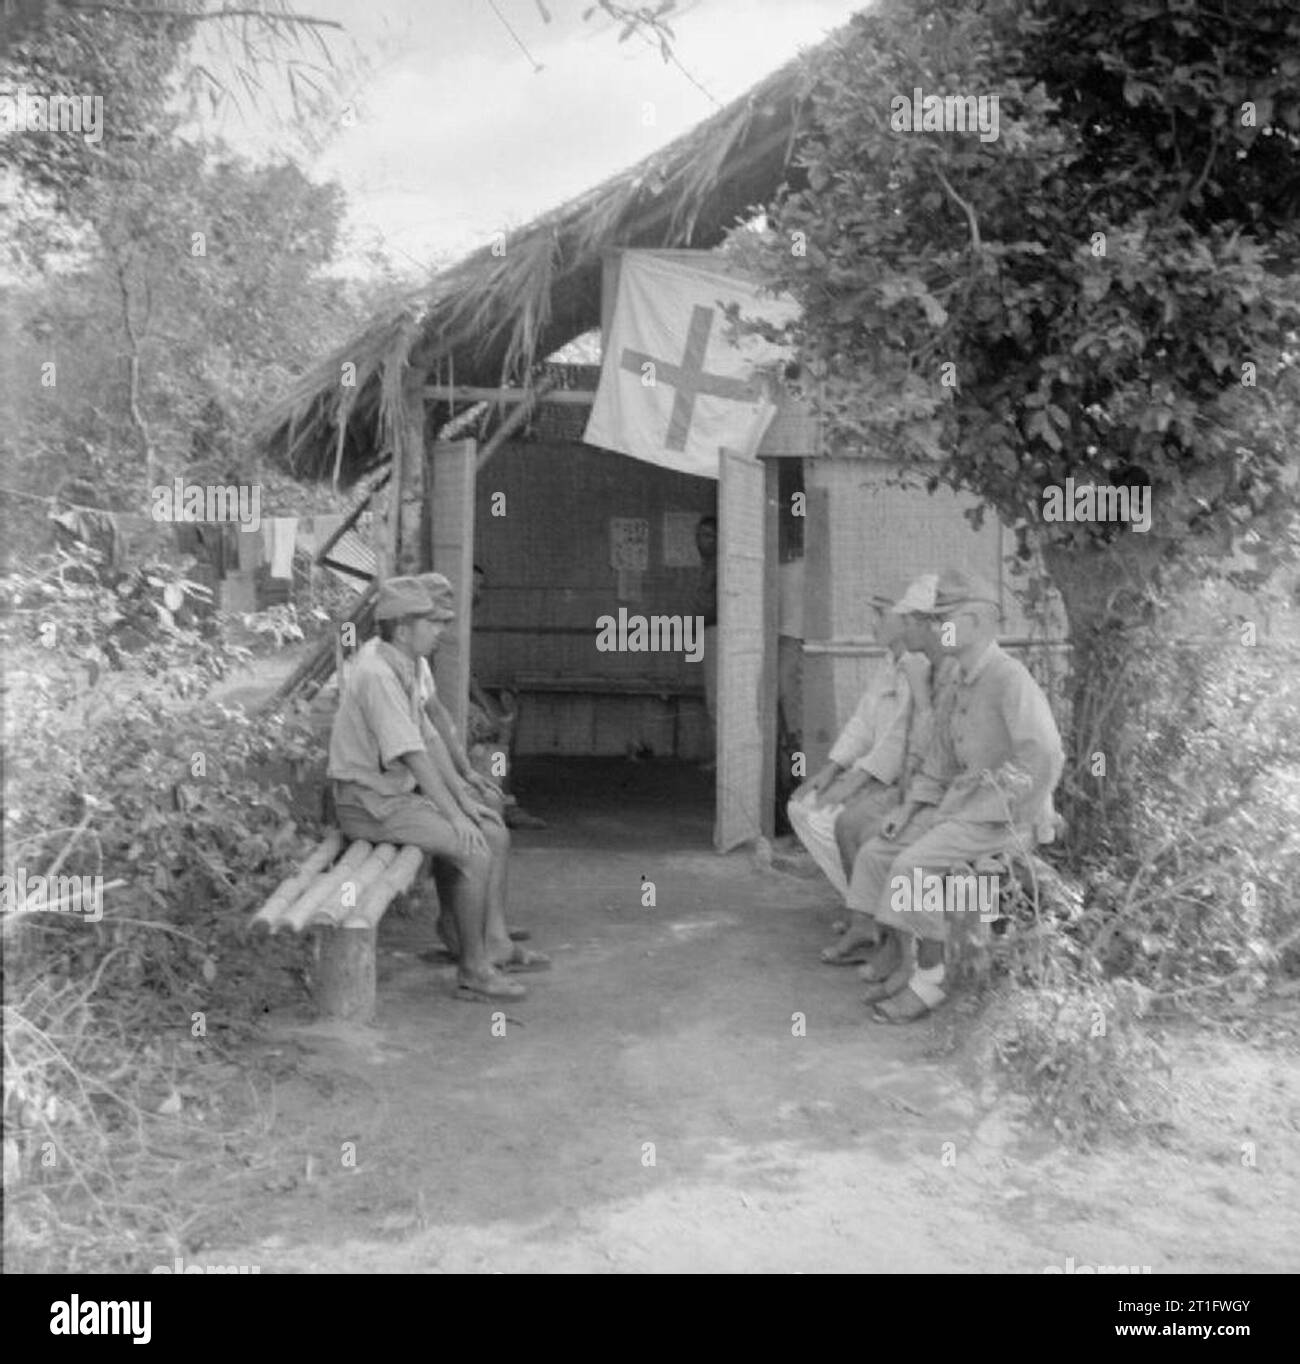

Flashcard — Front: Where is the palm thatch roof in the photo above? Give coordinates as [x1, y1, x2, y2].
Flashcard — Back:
[254, 30, 835, 487]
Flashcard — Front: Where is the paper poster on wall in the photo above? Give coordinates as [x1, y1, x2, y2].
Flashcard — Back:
[662, 511, 702, 568]
[609, 517, 650, 573]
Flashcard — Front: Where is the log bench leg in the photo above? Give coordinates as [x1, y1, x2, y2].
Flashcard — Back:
[314, 924, 377, 1022]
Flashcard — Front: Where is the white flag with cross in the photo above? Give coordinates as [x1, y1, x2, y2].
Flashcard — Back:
[583, 251, 799, 479]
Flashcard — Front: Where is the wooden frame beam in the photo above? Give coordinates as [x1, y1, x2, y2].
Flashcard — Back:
[424, 385, 596, 406]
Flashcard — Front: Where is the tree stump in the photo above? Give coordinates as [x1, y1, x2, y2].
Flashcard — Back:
[314, 925, 377, 1022]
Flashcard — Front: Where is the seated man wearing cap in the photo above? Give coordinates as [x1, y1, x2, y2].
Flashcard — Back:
[849, 569, 1064, 1023]
[327, 576, 527, 1001]
[788, 585, 923, 958]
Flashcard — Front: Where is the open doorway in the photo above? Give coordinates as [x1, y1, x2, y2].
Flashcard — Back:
[471, 406, 717, 849]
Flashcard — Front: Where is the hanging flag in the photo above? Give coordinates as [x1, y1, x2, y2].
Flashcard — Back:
[583, 251, 798, 479]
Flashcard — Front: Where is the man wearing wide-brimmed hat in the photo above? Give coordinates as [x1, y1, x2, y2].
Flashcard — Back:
[328, 576, 529, 1001]
[847, 568, 1064, 1023]
[788, 574, 939, 955]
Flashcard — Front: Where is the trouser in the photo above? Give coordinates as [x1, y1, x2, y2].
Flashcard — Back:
[847, 806, 1023, 944]
[332, 781, 501, 891]
[787, 782, 898, 900]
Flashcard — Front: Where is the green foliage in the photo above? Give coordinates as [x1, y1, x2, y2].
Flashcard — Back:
[983, 976, 1173, 1147]
[1067, 579, 1300, 986]
[2, 549, 327, 1252]
[0, 0, 387, 557]
[963, 573, 1300, 1144]
[2, 143, 357, 518]
[736, 0, 1300, 576]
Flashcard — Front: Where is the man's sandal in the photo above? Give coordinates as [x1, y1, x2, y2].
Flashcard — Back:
[857, 934, 901, 984]
[430, 922, 529, 957]
[820, 932, 880, 965]
[860, 957, 913, 1005]
[869, 966, 947, 1024]
[456, 968, 527, 1001]
[498, 944, 551, 973]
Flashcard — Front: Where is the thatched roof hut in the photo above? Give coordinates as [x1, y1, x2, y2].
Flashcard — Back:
[253, 36, 830, 488]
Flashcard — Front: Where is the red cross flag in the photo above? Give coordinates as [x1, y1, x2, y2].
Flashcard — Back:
[583, 251, 798, 478]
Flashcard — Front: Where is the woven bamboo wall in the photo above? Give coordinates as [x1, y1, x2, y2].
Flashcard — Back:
[800, 458, 1071, 772]
[473, 440, 716, 758]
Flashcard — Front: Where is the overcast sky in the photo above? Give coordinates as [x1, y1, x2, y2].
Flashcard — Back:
[203, 0, 865, 276]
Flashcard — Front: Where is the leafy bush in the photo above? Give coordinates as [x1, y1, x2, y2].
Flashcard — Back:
[963, 573, 1300, 1144]
[1059, 576, 1300, 994]
[981, 976, 1173, 1147]
[2, 547, 328, 1268]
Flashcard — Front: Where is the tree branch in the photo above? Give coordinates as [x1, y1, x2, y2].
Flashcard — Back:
[934, 166, 982, 253]
[112, 252, 156, 494]
[62, 2, 344, 29]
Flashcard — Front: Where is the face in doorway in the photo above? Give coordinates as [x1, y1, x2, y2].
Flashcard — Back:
[695, 518, 717, 563]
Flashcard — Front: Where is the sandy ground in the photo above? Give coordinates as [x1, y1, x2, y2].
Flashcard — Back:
[167, 757, 1300, 1275]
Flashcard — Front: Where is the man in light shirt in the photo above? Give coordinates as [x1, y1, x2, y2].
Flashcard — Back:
[786, 575, 939, 962]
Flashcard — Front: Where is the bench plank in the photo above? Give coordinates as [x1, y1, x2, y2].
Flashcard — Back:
[312, 843, 398, 929]
[345, 845, 425, 931]
[251, 834, 432, 1023]
[253, 830, 344, 929]
[279, 840, 374, 933]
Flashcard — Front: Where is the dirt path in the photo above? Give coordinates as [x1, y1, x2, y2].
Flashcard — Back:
[185, 844, 1299, 1274]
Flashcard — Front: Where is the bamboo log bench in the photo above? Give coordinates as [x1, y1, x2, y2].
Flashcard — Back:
[251, 830, 426, 1022]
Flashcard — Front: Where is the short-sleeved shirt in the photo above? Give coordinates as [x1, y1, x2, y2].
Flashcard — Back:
[327, 638, 436, 795]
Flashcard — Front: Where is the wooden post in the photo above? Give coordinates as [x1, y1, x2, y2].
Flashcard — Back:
[429, 440, 477, 740]
[315, 926, 377, 1023]
[396, 371, 427, 576]
[760, 458, 780, 837]
[800, 477, 836, 775]
[715, 446, 768, 852]
[379, 444, 401, 584]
